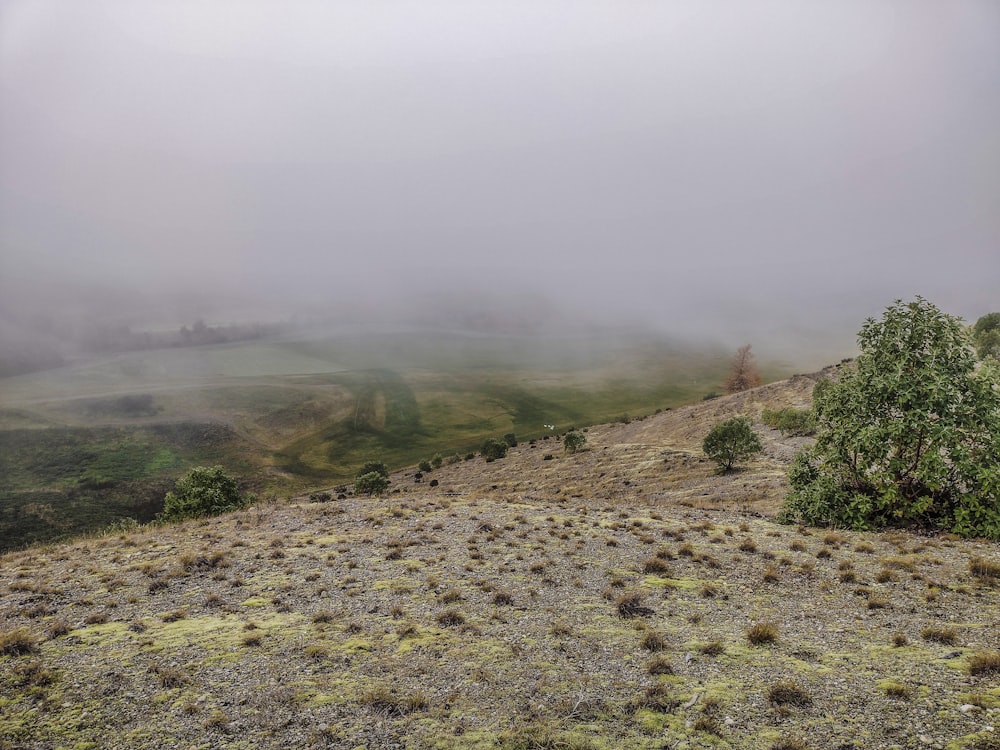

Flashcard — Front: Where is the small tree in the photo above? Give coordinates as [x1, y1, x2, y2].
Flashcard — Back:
[725, 345, 762, 393]
[431, 453, 444, 468]
[355, 471, 389, 497]
[418, 459, 433, 473]
[703, 417, 762, 472]
[159, 466, 252, 522]
[503, 432, 518, 448]
[973, 312, 1000, 360]
[563, 430, 587, 454]
[482, 438, 508, 461]
[780, 298, 1000, 539]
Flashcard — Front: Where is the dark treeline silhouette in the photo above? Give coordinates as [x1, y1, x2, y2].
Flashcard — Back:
[0, 318, 287, 377]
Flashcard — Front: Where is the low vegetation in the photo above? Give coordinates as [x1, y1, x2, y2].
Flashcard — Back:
[761, 406, 816, 436]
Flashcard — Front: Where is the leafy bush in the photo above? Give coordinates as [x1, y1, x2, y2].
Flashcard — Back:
[780, 298, 1000, 539]
[418, 460, 432, 473]
[431, 453, 444, 468]
[503, 432, 518, 447]
[159, 466, 252, 522]
[973, 312, 1000, 360]
[702, 417, 762, 472]
[359, 461, 389, 479]
[563, 431, 586, 454]
[761, 407, 816, 436]
[482, 438, 508, 461]
[355, 471, 389, 497]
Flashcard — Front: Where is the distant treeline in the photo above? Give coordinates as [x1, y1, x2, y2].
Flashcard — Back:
[0, 319, 286, 378]
[82, 319, 285, 354]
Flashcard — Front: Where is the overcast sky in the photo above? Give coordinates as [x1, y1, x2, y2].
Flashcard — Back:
[1, 1, 998, 353]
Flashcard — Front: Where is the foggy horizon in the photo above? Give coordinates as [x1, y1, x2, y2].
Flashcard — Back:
[2, 2, 998, 366]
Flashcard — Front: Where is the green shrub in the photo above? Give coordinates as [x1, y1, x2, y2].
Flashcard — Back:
[418, 460, 432, 473]
[359, 461, 389, 479]
[563, 431, 586, 454]
[430, 453, 444, 468]
[159, 466, 252, 522]
[355, 471, 389, 497]
[503, 432, 518, 447]
[761, 407, 816, 436]
[481, 438, 508, 461]
[703, 417, 762, 472]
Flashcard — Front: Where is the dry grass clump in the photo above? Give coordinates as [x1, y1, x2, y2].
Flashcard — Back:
[746, 622, 779, 646]
[641, 556, 671, 574]
[892, 633, 908, 647]
[46, 619, 71, 640]
[920, 625, 959, 645]
[770, 739, 809, 750]
[640, 631, 668, 652]
[638, 683, 678, 712]
[738, 538, 758, 553]
[549, 621, 573, 637]
[436, 609, 465, 627]
[647, 655, 674, 675]
[359, 684, 429, 716]
[153, 664, 189, 688]
[437, 588, 463, 604]
[766, 680, 812, 707]
[699, 640, 725, 656]
[0, 627, 39, 656]
[161, 609, 187, 623]
[615, 591, 652, 618]
[492, 590, 515, 606]
[881, 681, 911, 700]
[875, 568, 895, 583]
[838, 570, 857, 584]
[969, 557, 1000, 580]
[967, 651, 1000, 676]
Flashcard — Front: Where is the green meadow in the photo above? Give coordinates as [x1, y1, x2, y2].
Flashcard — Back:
[0, 329, 780, 549]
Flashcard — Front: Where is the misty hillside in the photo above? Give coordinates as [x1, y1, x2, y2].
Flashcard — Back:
[2, 373, 997, 750]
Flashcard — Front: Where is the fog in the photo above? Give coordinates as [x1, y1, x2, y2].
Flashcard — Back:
[2, 1, 998, 368]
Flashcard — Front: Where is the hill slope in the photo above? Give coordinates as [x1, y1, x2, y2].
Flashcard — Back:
[1, 374, 998, 750]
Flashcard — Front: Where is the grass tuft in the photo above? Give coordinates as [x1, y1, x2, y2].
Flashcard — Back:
[921, 625, 958, 645]
[766, 680, 812, 707]
[0, 627, 39, 656]
[746, 622, 779, 646]
[968, 651, 1000, 676]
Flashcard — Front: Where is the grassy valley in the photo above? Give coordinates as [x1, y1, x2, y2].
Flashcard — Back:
[0, 330, 763, 550]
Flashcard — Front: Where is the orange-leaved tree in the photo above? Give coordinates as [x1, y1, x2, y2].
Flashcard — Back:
[725, 344, 762, 393]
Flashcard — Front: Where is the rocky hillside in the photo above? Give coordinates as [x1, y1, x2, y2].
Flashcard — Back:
[1, 372, 998, 750]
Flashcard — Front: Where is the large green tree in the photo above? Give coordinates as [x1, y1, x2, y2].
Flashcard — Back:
[780, 298, 1000, 539]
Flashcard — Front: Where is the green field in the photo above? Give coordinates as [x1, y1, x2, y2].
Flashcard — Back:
[0, 329, 786, 549]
